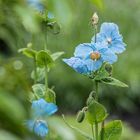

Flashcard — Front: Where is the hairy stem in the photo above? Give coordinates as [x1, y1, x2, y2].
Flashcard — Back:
[44, 32, 48, 90]
[95, 81, 99, 140]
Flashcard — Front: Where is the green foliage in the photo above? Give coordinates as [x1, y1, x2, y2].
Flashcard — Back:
[51, 52, 65, 61]
[101, 77, 128, 87]
[100, 120, 122, 140]
[18, 47, 37, 58]
[45, 88, 56, 103]
[31, 67, 45, 82]
[36, 50, 54, 68]
[86, 100, 108, 124]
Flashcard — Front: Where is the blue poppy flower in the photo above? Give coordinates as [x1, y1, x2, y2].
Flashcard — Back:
[27, 120, 48, 137]
[92, 22, 126, 54]
[63, 42, 117, 74]
[27, 0, 44, 12]
[32, 98, 58, 117]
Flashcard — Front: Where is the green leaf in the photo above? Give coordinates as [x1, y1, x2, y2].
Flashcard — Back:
[51, 51, 65, 61]
[36, 50, 54, 68]
[18, 48, 36, 58]
[47, 21, 61, 34]
[101, 120, 122, 140]
[62, 115, 94, 140]
[31, 67, 45, 82]
[86, 100, 108, 124]
[32, 84, 46, 98]
[101, 77, 128, 87]
[45, 88, 56, 103]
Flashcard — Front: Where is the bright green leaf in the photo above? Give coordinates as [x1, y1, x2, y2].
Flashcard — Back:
[86, 100, 108, 124]
[101, 77, 128, 87]
[18, 48, 36, 58]
[101, 120, 122, 140]
[51, 51, 65, 61]
[36, 50, 54, 68]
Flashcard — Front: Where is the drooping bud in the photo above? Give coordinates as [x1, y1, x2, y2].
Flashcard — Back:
[91, 12, 99, 26]
[90, 52, 101, 60]
[76, 110, 85, 123]
[105, 63, 113, 76]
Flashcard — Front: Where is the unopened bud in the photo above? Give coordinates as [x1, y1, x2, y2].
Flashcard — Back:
[92, 12, 99, 25]
[76, 110, 85, 123]
[105, 63, 113, 76]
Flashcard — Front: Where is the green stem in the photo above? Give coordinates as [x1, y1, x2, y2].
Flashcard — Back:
[95, 81, 99, 140]
[44, 31, 48, 90]
[101, 121, 105, 140]
[33, 57, 37, 84]
[91, 125, 94, 140]
[95, 81, 99, 101]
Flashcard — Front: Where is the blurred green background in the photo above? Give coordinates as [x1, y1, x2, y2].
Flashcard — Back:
[0, 0, 140, 139]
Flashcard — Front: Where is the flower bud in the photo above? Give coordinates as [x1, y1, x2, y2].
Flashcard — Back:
[105, 63, 113, 76]
[92, 12, 99, 25]
[76, 110, 85, 123]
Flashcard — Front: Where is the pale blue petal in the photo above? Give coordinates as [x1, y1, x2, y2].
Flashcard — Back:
[110, 42, 126, 54]
[27, 0, 44, 11]
[26, 120, 35, 131]
[34, 120, 48, 137]
[74, 43, 94, 59]
[32, 99, 58, 117]
[84, 59, 102, 72]
[45, 103, 58, 115]
[101, 49, 118, 64]
[100, 23, 119, 36]
[63, 57, 89, 74]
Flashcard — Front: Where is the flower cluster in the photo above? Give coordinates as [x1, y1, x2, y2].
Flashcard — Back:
[27, 98, 58, 137]
[63, 23, 126, 74]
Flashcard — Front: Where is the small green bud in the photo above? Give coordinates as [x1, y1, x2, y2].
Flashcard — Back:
[76, 110, 85, 123]
[105, 63, 113, 76]
[27, 42, 32, 48]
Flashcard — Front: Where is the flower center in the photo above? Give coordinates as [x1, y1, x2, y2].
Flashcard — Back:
[90, 52, 101, 60]
[107, 38, 112, 44]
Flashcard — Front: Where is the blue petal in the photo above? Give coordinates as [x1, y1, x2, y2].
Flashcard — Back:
[100, 49, 118, 64]
[34, 120, 48, 137]
[45, 103, 58, 116]
[110, 42, 126, 54]
[74, 43, 94, 59]
[26, 120, 35, 131]
[100, 23, 119, 36]
[27, 0, 44, 11]
[84, 59, 102, 72]
[32, 99, 58, 117]
[63, 57, 89, 74]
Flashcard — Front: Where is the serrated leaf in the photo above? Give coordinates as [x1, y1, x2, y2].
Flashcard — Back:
[101, 77, 128, 87]
[86, 100, 108, 124]
[31, 67, 45, 82]
[18, 48, 36, 58]
[51, 51, 64, 61]
[32, 84, 46, 98]
[101, 120, 122, 140]
[36, 50, 54, 68]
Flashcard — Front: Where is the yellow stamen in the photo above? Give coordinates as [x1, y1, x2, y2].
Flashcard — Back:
[90, 52, 100, 60]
